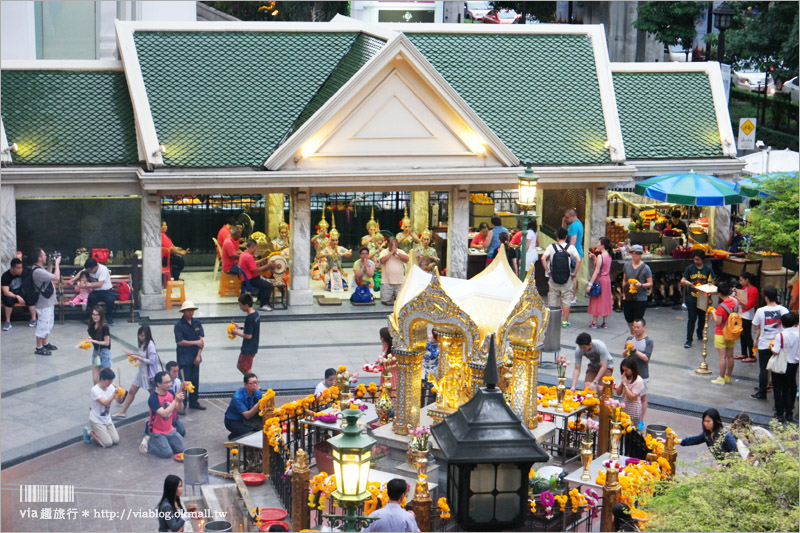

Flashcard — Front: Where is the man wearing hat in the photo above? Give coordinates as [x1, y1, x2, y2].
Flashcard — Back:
[174, 301, 206, 410]
[621, 245, 653, 335]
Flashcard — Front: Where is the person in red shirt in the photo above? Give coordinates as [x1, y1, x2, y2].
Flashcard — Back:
[510, 229, 523, 247]
[735, 272, 759, 362]
[221, 226, 243, 276]
[239, 240, 276, 311]
[216, 218, 237, 251]
[470, 223, 490, 248]
[161, 221, 189, 281]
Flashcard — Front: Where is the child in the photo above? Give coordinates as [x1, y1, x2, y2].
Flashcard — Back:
[231, 294, 260, 375]
[69, 270, 93, 310]
[615, 355, 644, 427]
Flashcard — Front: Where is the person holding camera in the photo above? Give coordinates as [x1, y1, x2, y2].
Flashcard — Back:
[31, 248, 60, 356]
[379, 238, 409, 305]
[67, 258, 116, 325]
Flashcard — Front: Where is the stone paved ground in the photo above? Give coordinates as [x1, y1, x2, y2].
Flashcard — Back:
[0, 303, 793, 531]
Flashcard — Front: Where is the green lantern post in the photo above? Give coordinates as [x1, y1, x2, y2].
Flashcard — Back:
[324, 409, 378, 532]
[517, 164, 540, 279]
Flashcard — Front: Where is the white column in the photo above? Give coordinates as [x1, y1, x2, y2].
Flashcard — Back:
[589, 185, 607, 252]
[140, 193, 164, 310]
[447, 187, 469, 279]
[290, 188, 313, 306]
[1, 184, 16, 272]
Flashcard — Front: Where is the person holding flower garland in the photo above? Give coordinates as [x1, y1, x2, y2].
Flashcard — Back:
[361, 478, 419, 532]
[230, 294, 260, 376]
[85, 367, 125, 448]
[315, 368, 337, 397]
[224, 373, 264, 440]
[615, 356, 645, 427]
[623, 318, 653, 421]
[114, 325, 159, 418]
[678, 407, 737, 463]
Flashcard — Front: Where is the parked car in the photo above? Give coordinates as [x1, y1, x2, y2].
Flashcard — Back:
[665, 44, 692, 62]
[464, 1, 491, 22]
[732, 69, 776, 95]
[483, 8, 519, 24]
[781, 76, 799, 102]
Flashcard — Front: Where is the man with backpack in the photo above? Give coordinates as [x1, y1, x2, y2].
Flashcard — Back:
[2, 258, 38, 331]
[751, 286, 789, 399]
[542, 227, 582, 328]
[30, 248, 60, 356]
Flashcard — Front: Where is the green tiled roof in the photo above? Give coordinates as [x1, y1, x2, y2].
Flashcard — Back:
[406, 33, 611, 165]
[134, 31, 383, 168]
[613, 72, 724, 159]
[291, 33, 385, 135]
[1, 70, 138, 165]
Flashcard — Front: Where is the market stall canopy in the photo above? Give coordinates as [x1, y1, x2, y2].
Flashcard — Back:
[634, 170, 742, 206]
[741, 149, 799, 175]
[736, 171, 799, 198]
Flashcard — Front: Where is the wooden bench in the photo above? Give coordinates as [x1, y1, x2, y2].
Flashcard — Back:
[58, 273, 135, 324]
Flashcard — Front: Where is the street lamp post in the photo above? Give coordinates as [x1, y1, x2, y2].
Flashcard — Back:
[517, 164, 540, 279]
[713, 2, 735, 62]
[323, 409, 377, 532]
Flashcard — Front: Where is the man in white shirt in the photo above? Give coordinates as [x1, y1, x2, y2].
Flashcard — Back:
[315, 368, 337, 397]
[86, 368, 123, 448]
[379, 238, 409, 306]
[361, 478, 419, 532]
[770, 312, 799, 422]
[751, 286, 789, 400]
[75, 258, 116, 325]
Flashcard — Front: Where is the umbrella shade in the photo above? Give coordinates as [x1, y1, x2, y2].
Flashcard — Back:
[634, 171, 743, 206]
[736, 171, 798, 198]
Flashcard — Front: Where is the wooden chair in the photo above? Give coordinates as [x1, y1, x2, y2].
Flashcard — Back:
[161, 247, 171, 288]
[212, 237, 222, 281]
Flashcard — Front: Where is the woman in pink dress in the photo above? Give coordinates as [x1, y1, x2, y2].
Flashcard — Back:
[586, 237, 613, 328]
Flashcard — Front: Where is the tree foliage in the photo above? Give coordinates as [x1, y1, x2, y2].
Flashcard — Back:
[646, 422, 799, 532]
[746, 172, 800, 255]
[723, 1, 799, 83]
[633, 2, 706, 48]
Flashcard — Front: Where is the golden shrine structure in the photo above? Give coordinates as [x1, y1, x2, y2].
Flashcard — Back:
[386, 246, 550, 434]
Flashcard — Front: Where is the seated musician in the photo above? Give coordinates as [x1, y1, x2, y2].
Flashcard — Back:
[238, 240, 276, 312]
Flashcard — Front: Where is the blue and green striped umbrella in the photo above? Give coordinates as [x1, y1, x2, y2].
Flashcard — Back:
[735, 171, 798, 198]
[634, 170, 743, 206]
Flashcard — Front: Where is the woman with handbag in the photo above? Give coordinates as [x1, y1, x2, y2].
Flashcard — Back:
[768, 312, 799, 423]
[114, 326, 160, 418]
[586, 237, 613, 328]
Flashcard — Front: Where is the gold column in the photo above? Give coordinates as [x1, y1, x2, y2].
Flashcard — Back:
[291, 449, 310, 531]
[509, 344, 539, 429]
[267, 193, 285, 240]
[411, 191, 430, 236]
[412, 477, 432, 532]
[392, 348, 424, 435]
[600, 467, 622, 532]
[468, 362, 485, 396]
[598, 380, 612, 456]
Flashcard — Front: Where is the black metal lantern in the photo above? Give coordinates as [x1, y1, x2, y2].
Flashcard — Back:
[713, 2, 735, 31]
[431, 334, 549, 531]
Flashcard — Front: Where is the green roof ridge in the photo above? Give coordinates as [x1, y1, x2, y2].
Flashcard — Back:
[1, 70, 138, 165]
[613, 71, 724, 159]
[405, 33, 611, 165]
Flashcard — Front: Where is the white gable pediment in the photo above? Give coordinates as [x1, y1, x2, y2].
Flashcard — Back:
[266, 34, 518, 172]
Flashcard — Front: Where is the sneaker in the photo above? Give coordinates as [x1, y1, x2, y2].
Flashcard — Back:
[569, 299, 579, 306]
[751, 392, 767, 400]
[139, 435, 149, 454]
[561, 321, 570, 328]
[589, 323, 598, 329]
[43, 343, 58, 351]
[2, 322, 11, 331]
[29, 320, 37, 327]
[260, 305, 273, 312]
[684, 340, 692, 349]
[601, 322, 608, 329]
[35, 347, 51, 356]
[710, 377, 726, 385]
[83, 427, 91, 444]
[724, 376, 731, 384]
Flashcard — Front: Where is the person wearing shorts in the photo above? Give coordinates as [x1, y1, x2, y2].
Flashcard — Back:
[710, 282, 741, 386]
[542, 227, 582, 328]
[621, 245, 653, 335]
[231, 294, 260, 375]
